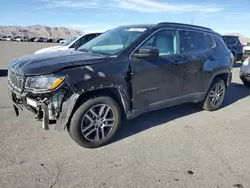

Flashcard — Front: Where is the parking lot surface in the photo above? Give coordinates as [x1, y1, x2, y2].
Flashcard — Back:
[0, 41, 250, 188]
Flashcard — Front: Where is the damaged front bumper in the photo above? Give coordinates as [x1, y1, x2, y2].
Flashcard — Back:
[8, 86, 73, 130]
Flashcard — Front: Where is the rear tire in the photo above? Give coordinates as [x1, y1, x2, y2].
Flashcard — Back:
[201, 78, 226, 111]
[68, 96, 121, 148]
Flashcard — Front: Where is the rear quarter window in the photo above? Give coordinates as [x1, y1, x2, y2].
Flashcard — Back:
[214, 36, 230, 55]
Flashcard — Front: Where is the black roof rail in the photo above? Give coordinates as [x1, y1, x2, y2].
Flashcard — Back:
[222, 35, 239, 38]
[157, 22, 213, 31]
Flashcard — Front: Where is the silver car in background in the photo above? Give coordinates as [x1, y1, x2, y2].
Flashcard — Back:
[240, 56, 250, 87]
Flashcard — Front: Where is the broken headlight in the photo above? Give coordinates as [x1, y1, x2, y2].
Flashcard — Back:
[25, 75, 65, 92]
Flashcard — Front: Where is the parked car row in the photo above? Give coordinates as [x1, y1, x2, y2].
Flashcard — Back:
[0, 35, 66, 43]
[34, 32, 102, 54]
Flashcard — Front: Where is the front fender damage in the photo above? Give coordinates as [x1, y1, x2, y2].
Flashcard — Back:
[55, 84, 130, 131]
[55, 92, 80, 131]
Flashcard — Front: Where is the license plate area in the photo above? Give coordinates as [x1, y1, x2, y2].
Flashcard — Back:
[26, 98, 38, 108]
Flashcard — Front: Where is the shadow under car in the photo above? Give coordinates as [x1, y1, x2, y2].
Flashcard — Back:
[112, 82, 250, 144]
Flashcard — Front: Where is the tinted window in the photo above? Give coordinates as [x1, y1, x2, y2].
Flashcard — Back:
[224, 37, 237, 45]
[206, 34, 216, 49]
[234, 37, 241, 45]
[62, 35, 78, 46]
[86, 34, 98, 42]
[141, 30, 178, 56]
[180, 31, 207, 53]
[73, 34, 97, 48]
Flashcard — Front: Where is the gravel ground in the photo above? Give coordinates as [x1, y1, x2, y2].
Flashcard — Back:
[0, 41, 250, 188]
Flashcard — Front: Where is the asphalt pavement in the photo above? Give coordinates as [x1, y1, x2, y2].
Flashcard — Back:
[0, 41, 250, 188]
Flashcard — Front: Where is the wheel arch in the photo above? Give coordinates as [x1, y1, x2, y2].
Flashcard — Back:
[56, 86, 131, 131]
[206, 70, 232, 93]
[214, 72, 230, 87]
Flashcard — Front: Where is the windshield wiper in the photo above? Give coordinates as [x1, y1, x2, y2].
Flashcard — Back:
[78, 48, 93, 53]
[78, 48, 110, 56]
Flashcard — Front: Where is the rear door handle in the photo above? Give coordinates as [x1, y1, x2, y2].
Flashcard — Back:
[172, 60, 184, 65]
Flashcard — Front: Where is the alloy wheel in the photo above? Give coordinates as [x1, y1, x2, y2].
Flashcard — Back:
[210, 83, 225, 107]
[81, 104, 115, 142]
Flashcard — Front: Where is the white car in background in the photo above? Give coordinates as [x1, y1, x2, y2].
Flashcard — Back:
[34, 32, 102, 54]
[243, 43, 250, 60]
[1, 36, 12, 41]
[15, 36, 29, 42]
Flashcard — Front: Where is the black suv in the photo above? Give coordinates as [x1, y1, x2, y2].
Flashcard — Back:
[222, 35, 243, 63]
[8, 23, 233, 148]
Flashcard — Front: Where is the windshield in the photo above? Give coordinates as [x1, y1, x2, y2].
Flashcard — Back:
[62, 36, 78, 46]
[78, 27, 148, 55]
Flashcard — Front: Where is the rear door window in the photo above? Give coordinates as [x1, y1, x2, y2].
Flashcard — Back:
[180, 31, 207, 53]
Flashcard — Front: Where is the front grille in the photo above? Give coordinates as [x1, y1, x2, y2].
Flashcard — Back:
[7, 71, 25, 93]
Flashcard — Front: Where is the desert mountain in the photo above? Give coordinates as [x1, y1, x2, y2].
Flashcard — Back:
[223, 33, 250, 44]
[0, 25, 81, 38]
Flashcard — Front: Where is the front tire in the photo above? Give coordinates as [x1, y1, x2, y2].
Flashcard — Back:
[68, 96, 121, 148]
[201, 78, 226, 111]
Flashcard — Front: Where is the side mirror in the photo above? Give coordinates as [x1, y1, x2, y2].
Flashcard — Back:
[133, 46, 159, 58]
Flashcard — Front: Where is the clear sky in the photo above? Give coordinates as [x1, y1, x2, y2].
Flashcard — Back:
[0, 0, 249, 37]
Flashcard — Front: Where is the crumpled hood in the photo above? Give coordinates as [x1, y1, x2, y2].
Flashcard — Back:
[34, 46, 68, 54]
[8, 50, 111, 76]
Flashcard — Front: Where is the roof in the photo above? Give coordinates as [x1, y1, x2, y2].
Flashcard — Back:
[117, 22, 214, 32]
[157, 22, 213, 31]
[117, 24, 154, 29]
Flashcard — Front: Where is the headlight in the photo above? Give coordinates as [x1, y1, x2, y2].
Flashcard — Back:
[243, 57, 250, 66]
[25, 75, 65, 92]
